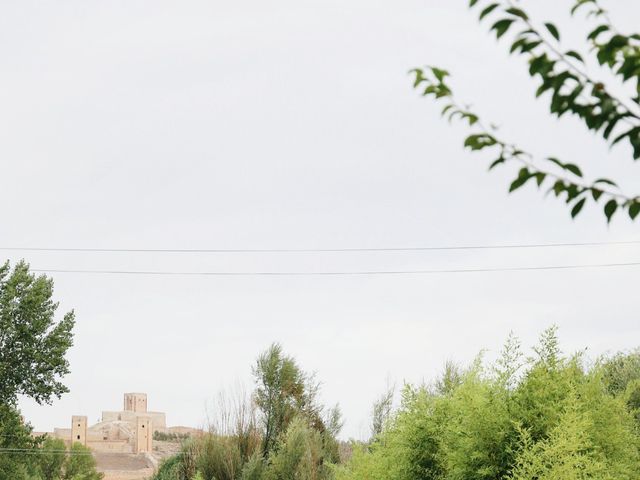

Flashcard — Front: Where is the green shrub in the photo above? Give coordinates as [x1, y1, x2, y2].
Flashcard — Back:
[337, 328, 640, 480]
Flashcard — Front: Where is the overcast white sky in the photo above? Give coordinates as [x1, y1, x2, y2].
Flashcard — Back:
[2, 1, 640, 440]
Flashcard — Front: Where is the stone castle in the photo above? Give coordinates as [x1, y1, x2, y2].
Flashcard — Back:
[52, 393, 184, 454]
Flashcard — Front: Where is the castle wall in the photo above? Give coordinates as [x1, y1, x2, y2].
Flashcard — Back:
[147, 412, 166, 431]
[88, 440, 133, 454]
[53, 427, 71, 440]
[101, 411, 122, 423]
[101, 410, 165, 431]
[102, 410, 138, 424]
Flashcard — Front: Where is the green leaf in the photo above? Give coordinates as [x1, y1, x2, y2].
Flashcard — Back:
[411, 69, 424, 87]
[469, 0, 480, 7]
[430, 66, 450, 81]
[510, 38, 528, 53]
[464, 134, 497, 150]
[535, 172, 546, 186]
[571, 0, 592, 16]
[441, 104, 454, 116]
[544, 23, 560, 41]
[565, 184, 580, 202]
[546, 157, 565, 169]
[492, 19, 515, 39]
[629, 202, 640, 220]
[509, 168, 531, 192]
[604, 199, 618, 222]
[545, 157, 582, 177]
[564, 50, 584, 63]
[593, 178, 618, 187]
[552, 181, 565, 196]
[587, 25, 609, 41]
[571, 198, 586, 218]
[463, 113, 479, 125]
[591, 188, 603, 201]
[422, 85, 436, 96]
[479, 3, 500, 20]
[564, 163, 583, 177]
[489, 157, 505, 170]
[521, 40, 542, 53]
[505, 7, 528, 20]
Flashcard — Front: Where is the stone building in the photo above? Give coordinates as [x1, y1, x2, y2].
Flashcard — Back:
[52, 393, 171, 454]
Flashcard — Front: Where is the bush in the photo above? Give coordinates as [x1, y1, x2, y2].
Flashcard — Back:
[153, 431, 192, 442]
[337, 328, 640, 480]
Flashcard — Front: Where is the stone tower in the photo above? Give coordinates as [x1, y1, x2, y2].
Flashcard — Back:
[71, 416, 87, 446]
[134, 416, 152, 453]
[124, 393, 147, 413]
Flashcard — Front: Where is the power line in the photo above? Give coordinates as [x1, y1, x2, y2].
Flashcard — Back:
[30, 261, 640, 276]
[3, 239, 640, 254]
[0, 447, 191, 456]
[0, 448, 94, 456]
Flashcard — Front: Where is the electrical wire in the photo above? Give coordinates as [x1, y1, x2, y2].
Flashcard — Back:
[0, 448, 94, 456]
[2, 239, 640, 254]
[30, 260, 640, 276]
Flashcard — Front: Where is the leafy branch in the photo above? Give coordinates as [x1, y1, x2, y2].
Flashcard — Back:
[571, 0, 640, 104]
[469, 0, 640, 159]
[411, 66, 640, 221]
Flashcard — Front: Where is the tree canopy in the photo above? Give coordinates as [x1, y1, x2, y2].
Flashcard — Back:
[0, 261, 97, 480]
[0, 260, 75, 406]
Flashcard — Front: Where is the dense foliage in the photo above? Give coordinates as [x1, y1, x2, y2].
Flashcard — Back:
[32, 438, 102, 480]
[0, 261, 101, 480]
[0, 260, 75, 405]
[156, 331, 640, 480]
[153, 343, 343, 480]
[336, 328, 640, 480]
[412, 0, 640, 221]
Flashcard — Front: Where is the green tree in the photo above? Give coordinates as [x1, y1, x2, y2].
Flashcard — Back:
[36, 438, 67, 480]
[263, 417, 331, 480]
[601, 349, 640, 423]
[153, 344, 342, 480]
[64, 443, 103, 480]
[0, 260, 75, 405]
[412, 0, 640, 222]
[509, 396, 610, 480]
[253, 344, 324, 458]
[0, 261, 76, 480]
[370, 386, 394, 440]
[0, 403, 39, 480]
[240, 454, 265, 480]
[153, 455, 184, 480]
[195, 434, 243, 480]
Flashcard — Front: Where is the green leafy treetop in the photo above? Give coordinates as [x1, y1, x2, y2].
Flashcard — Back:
[0, 261, 85, 480]
[0, 260, 75, 406]
[412, 0, 640, 222]
[35, 438, 103, 480]
[253, 343, 328, 459]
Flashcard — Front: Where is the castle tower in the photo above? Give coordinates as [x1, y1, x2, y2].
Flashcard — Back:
[134, 416, 152, 453]
[124, 393, 147, 413]
[71, 416, 87, 446]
